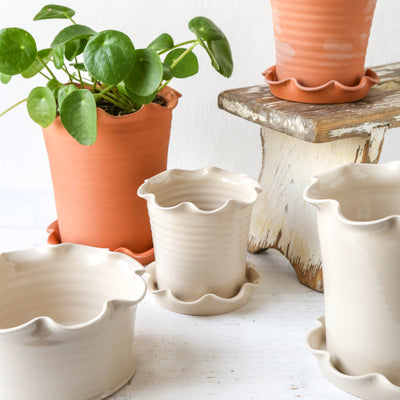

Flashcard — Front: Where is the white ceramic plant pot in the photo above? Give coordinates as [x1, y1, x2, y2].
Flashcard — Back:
[304, 162, 400, 386]
[138, 167, 261, 302]
[0, 244, 146, 400]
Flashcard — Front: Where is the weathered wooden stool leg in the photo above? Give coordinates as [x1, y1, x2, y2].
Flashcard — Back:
[250, 125, 388, 292]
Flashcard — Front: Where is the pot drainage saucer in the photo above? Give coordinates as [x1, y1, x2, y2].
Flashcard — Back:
[144, 261, 261, 316]
[307, 317, 400, 400]
[263, 65, 380, 104]
[46, 220, 155, 265]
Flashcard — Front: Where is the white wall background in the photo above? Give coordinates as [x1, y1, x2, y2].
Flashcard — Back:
[0, 0, 399, 191]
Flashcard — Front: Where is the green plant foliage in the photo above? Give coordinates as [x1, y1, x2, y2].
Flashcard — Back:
[51, 25, 95, 48]
[148, 33, 174, 52]
[0, 4, 234, 145]
[164, 48, 199, 78]
[0, 28, 37, 75]
[60, 89, 97, 145]
[188, 16, 233, 78]
[27, 86, 56, 127]
[34, 4, 75, 21]
[84, 30, 135, 86]
[124, 48, 163, 97]
[21, 48, 53, 78]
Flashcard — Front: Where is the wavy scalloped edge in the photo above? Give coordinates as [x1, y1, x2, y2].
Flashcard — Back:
[46, 220, 155, 265]
[0, 244, 146, 333]
[137, 166, 262, 215]
[303, 161, 400, 228]
[307, 317, 400, 400]
[263, 65, 380, 104]
[143, 261, 261, 316]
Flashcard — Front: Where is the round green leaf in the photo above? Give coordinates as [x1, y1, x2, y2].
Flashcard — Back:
[27, 86, 56, 128]
[57, 84, 78, 107]
[209, 37, 233, 78]
[46, 78, 63, 97]
[64, 38, 87, 61]
[148, 33, 174, 52]
[84, 30, 135, 85]
[53, 45, 64, 69]
[162, 63, 173, 81]
[51, 25, 95, 48]
[124, 48, 162, 97]
[0, 73, 11, 84]
[21, 48, 53, 78]
[70, 62, 86, 71]
[60, 89, 97, 145]
[188, 17, 224, 41]
[189, 17, 233, 78]
[125, 84, 157, 105]
[0, 28, 37, 75]
[164, 48, 199, 78]
[34, 4, 75, 21]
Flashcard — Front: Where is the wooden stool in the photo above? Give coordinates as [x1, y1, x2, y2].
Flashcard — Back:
[218, 62, 400, 292]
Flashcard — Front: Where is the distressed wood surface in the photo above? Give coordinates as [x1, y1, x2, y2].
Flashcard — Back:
[218, 62, 400, 143]
[250, 126, 387, 292]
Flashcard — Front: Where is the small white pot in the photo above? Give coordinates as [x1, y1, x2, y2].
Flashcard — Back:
[304, 162, 400, 386]
[138, 167, 261, 302]
[0, 244, 146, 400]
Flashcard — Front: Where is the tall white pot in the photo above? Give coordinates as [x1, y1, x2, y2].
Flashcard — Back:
[304, 162, 400, 385]
[138, 167, 261, 302]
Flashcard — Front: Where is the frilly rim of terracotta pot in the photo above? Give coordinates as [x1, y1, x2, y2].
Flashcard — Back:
[307, 316, 400, 397]
[143, 261, 261, 316]
[137, 166, 262, 215]
[0, 244, 146, 333]
[46, 220, 155, 265]
[303, 161, 400, 228]
[96, 86, 182, 121]
[263, 66, 380, 104]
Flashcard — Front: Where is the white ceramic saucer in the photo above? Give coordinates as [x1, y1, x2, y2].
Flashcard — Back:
[144, 261, 261, 316]
[307, 317, 400, 400]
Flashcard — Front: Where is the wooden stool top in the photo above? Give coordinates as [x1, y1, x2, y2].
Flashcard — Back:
[218, 62, 400, 143]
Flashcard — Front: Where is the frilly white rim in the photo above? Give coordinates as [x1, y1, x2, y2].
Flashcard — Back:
[144, 261, 261, 306]
[303, 161, 400, 227]
[138, 166, 262, 215]
[0, 244, 147, 333]
[307, 316, 400, 398]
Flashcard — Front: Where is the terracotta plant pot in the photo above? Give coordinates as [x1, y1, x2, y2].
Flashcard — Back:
[138, 167, 262, 306]
[265, 0, 379, 103]
[43, 87, 181, 264]
[304, 162, 400, 395]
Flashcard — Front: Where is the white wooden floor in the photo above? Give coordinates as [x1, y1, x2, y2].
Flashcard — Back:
[0, 191, 356, 400]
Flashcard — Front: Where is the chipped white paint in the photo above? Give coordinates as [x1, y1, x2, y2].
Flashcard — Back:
[219, 98, 267, 124]
[249, 126, 387, 291]
[328, 121, 381, 138]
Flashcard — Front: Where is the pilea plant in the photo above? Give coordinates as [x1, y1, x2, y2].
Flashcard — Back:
[0, 4, 233, 145]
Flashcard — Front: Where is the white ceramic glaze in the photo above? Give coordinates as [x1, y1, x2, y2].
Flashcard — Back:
[0, 244, 146, 400]
[304, 162, 400, 387]
[138, 167, 261, 302]
[307, 317, 400, 400]
[144, 261, 261, 316]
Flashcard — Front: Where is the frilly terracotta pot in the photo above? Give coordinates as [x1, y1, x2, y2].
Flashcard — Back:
[266, 0, 379, 103]
[43, 87, 181, 264]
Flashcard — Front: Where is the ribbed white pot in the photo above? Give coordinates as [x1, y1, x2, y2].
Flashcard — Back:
[304, 162, 400, 386]
[138, 167, 261, 302]
[0, 244, 146, 400]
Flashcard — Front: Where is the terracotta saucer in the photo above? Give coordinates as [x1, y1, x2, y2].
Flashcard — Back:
[46, 220, 155, 265]
[307, 317, 400, 400]
[263, 66, 380, 104]
[143, 261, 261, 316]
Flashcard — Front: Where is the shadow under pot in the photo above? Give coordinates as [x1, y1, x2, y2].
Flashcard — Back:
[304, 162, 400, 396]
[138, 167, 262, 306]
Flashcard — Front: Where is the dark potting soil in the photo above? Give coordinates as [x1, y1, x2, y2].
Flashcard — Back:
[96, 95, 167, 116]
